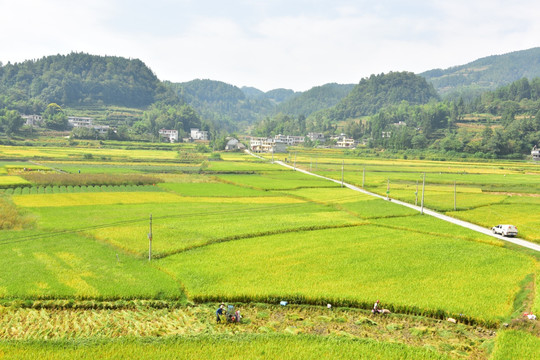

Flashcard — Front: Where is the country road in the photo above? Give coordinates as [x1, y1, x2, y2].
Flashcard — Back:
[246, 151, 540, 252]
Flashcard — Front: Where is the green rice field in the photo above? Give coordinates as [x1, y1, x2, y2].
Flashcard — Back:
[0, 144, 539, 359]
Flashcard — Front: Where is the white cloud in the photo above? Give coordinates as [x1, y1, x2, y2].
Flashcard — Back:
[1, 0, 539, 91]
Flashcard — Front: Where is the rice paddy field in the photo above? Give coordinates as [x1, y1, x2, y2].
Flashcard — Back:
[272, 149, 540, 243]
[0, 144, 539, 359]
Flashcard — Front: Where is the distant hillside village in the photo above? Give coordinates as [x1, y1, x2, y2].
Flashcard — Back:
[22, 115, 111, 134]
[158, 128, 208, 143]
[249, 132, 356, 153]
[22, 113, 209, 143]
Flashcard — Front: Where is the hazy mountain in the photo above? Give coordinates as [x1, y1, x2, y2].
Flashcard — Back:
[420, 47, 540, 97]
[240, 86, 265, 99]
[169, 79, 275, 130]
[329, 72, 439, 121]
[241, 86, 298, 104]
[264, 88, 298, 104]
[276, 83, 355, 117]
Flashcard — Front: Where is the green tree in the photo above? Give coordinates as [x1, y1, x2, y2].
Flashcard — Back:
[0, 109, 24, 135]
[43, 103, 68, 130]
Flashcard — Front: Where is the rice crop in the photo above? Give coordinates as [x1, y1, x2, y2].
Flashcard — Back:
[369, 185, 509, 212]
[490, 330, 540, 360]
[0, 145, 183, 161]
[447, 202, 540, 242]
[371, 214, 504, 247]
[47, 201, 360, 256]
[0, 176, 31, 188]
[0, 335, 452, 360]
[12, 192, 184, 207]
[0, 195, 35, 230]
[0, 231, 182, 300]
[278, 187, 373, 204]
[20, 173, 162, 187]
[293, 152, 540, 242]
[159, 182, 276, 197]
[157, 226, 534, 324]
[0, 301, 496, 357]
[206, 160, 283, 172]
[217, 171, 341, 190]
[5, 164, 51, 172]
[9, 184, 164, 195]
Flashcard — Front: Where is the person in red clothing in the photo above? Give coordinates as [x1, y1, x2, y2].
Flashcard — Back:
[372, 300, 381, 314]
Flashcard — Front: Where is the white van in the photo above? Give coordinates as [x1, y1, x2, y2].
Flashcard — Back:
[491, 225, 518, 237]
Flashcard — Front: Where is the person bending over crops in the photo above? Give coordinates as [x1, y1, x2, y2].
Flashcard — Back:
[372, 300, 381, 314]
[372, 300, 391, 315]
[216, 303, 225, 323]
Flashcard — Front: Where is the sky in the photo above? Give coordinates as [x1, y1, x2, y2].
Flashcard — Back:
[1, 0, 539, 92]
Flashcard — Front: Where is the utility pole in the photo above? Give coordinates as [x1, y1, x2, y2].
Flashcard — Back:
[362, 167, 365, 188]
[454, 181, 457, 211]
[421, 173, 426, 215]
[272, 151, 274, 164]
[310, 158, 312, 172]
[294, 152, 297, 170]
[415, 180, 418, 206]
[386, 179, 390, 200]
[148, 214, 152, 261]
[341, 160, 344, 188]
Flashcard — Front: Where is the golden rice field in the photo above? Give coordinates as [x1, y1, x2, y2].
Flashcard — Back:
[0, 175, 30, 187]
[0, 336, 455, 360]
[158, 226, 533, 324]
[282, 148, 540, 243]
[1, 144, 539, 359]
[0, 145, 190, 161]
[12, 192, 185, 207]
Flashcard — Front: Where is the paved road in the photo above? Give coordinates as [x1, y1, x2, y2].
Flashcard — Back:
[269, 158, 540, 252]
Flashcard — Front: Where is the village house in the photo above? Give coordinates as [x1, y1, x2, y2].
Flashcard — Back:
[67, 116, 113, 135]
[93, 124, 111, 135]
[68, 116, 93, 128]
[159, 129, 178, 143]
[274, 134, 304, 146]
[249, 137, 274, 153]
[532, 145, 540, 161]
[190, 128, 209, 141]
[331, 133, 356, 148]
[21, 114, 43, 127]
[225, 138, 246, 151]
[249, 137, 287, 153]
[336, 137, 356, 148]
[307, 132, 325, 143]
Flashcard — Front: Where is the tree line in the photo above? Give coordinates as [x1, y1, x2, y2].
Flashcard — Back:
[0, 53, 164, 110]
[253, 75, 540, 159]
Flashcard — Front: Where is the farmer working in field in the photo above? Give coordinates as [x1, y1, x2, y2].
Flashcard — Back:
[216, 303, 225, 323]
[372, 300, 381, 314]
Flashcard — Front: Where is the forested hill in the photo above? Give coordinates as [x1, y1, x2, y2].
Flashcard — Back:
[329, 72, 439, 121]
[0, 53, 165, 110]
[420, 47, 540, 97]
[240, 87, 298, 103]
[168, 79, 296, 130]
[275, 83, 355, 117]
